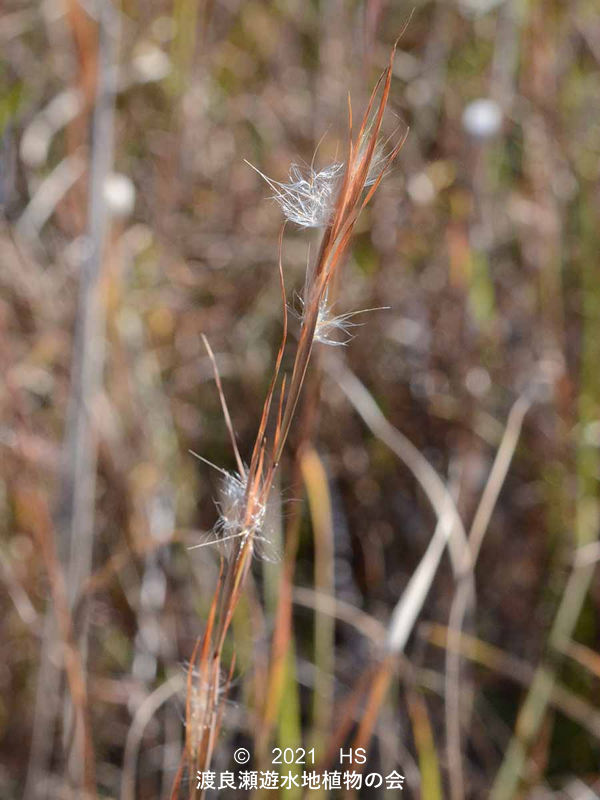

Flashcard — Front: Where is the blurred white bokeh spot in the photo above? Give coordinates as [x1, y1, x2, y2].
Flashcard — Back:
[462, 98, 503, 139]
[104, 173, 136, 218]
[458, 0, 505, 16]
[465, 366, 491, 397]
[407, 172, 436, 206]
[131, 45, 171, 83]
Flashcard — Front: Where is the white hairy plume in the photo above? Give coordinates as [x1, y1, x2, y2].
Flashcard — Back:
[188, 454, 267, 554]
[216, 470, 264, 538]
[245, 160, 343, 228]
[293, 288, 389, 347]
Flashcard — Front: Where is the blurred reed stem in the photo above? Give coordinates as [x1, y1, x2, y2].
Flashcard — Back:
[490, 184, 600, 800]
[301, 447, 335, 759]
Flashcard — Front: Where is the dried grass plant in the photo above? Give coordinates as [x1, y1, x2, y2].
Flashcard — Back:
[170, 43, 407, 799]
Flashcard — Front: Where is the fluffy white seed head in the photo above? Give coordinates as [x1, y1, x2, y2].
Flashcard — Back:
[314, 296, 360, 347]
[216, 470, 264, 540]
[246, 160, 343, 228]
[183, 663, 230, 754]
[189, 452, 274, 559]
[293, 288, 388, 347]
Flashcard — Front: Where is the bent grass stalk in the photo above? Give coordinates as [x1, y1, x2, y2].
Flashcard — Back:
[171, 43, 406, 798]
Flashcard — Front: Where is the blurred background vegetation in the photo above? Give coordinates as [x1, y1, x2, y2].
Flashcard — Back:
[1, 0, 600, 797]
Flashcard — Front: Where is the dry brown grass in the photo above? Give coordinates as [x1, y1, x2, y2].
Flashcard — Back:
[172, 44, 407, 798]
